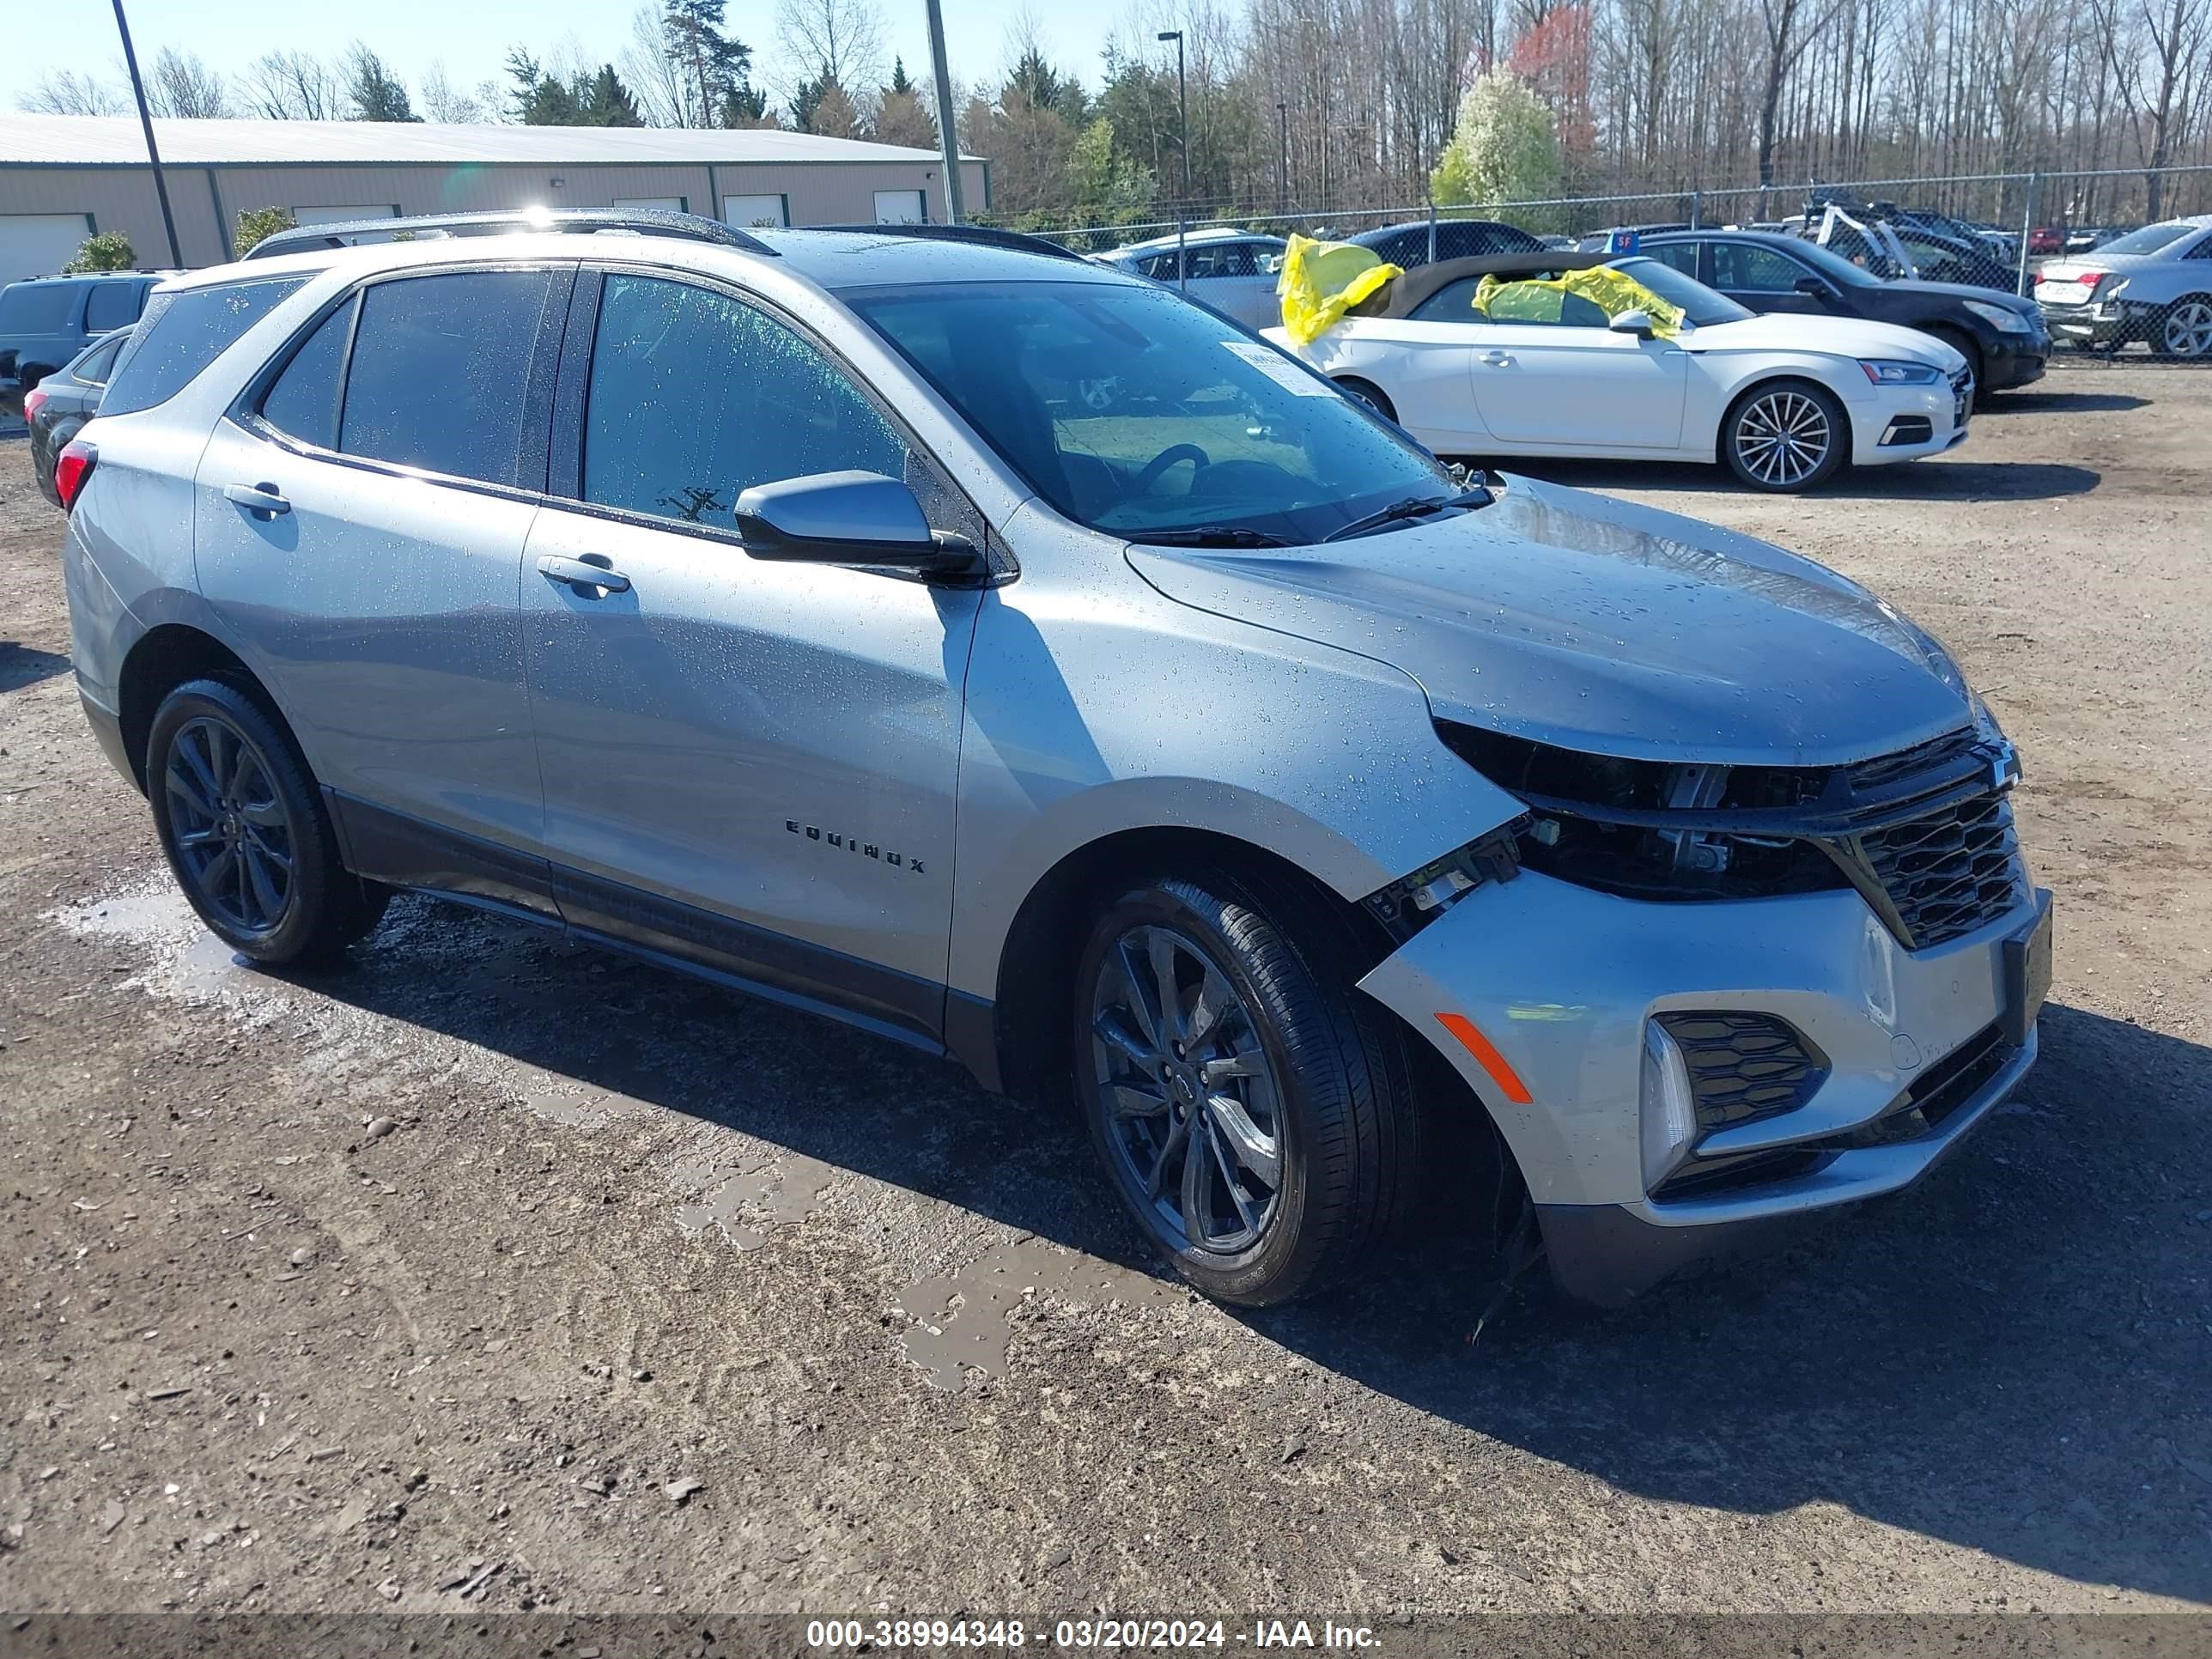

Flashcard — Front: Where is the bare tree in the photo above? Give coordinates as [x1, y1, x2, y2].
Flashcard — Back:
[775, 0, 886, 100]
[19, 70, 128, 116]
[419, 61, 490, 123]
[149, 48, 231, 118]
[242, 51, 346, 120]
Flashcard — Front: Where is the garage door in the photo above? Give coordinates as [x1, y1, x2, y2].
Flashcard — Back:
[872, 190, 927, 224]
[0, 215, 96, 290]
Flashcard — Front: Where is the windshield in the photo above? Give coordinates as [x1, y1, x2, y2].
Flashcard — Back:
[2094, 222, 2197, 256]
[848, 279, 1458, 544]
[1603, 258, 1754, 325]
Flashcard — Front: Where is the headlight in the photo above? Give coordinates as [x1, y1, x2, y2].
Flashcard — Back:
[1963, 299, 2033, 333]
[1859, 359, 1945, 386]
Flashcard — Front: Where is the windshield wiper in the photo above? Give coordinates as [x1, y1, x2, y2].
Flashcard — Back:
[1321, 488, 1492, 544]
[1133, 526, 1294, 548]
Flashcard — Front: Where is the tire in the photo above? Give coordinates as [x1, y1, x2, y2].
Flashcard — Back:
[1926, 327, 1988, 407]
[147, 678, 388, 966]
[1333, 376, 1397, 422]
[1071, 869, 1422, 1306]
[1720, 378, 1850, 493]
[2155, 295, 2212, 358]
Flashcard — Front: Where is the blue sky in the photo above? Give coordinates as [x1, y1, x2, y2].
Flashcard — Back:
[7, 0, 1110, 118]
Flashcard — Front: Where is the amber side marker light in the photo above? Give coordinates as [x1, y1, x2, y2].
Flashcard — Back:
[1434, 1012, 1534, 1105]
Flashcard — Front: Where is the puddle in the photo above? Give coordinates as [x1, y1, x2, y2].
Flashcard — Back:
[508, 1060, 648, 1128]
[63, 887, 268, 1000]
[894, 1237, 1170, 1391]
[672, 1150, 842, 1250]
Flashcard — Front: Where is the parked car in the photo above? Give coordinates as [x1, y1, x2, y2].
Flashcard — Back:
[26, 327, 128, 505]
[56, 216, 2046, 1310]
[1572, 223, 1691, 252]
[2027, 225, 2066, 256]
[1786, 202, 2019, 293]
[2033, 216, 2212, 355]
[2066, 225, 2134, 253]
[1093, 228, 1286, 330]
[0, 270, 165, 416]
[1641, 229, 2048, 398]
[1348, 218, 1543, 268]
[1269, 251, 1972, 491]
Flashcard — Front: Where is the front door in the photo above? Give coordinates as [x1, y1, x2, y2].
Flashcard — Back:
[1711, 240, 1829, 316]
[521, 270, 984, 1045]
[1463, 307, 1689, 451]
[194, 264, 570, 909]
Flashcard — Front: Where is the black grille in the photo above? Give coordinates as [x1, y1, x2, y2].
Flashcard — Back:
[1657, 1012, 1828, 1131]
[1852, 789, 2024, 949]
[1824, 1024, 2013, 1150]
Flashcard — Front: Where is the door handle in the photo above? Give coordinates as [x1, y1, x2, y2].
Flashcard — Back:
[538, 553, 632, 594]
[1477, 350, 1514, 367]
[222, 483, 290, 516]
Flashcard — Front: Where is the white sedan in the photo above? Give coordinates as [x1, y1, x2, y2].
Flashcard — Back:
[1266, 252, 1972, 491]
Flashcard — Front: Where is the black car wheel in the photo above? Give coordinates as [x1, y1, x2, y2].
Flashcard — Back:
[1073, 870, 1422, 1306]
[1927, 328, 1989, 406]
[1721, 379, 1849, 492]
[148, 678, 388, 965]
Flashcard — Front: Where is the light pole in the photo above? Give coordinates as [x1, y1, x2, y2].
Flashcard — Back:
[923, 0, 965, 223]
[1157, 29, 1188, 201]
[111, 0, 183, 268]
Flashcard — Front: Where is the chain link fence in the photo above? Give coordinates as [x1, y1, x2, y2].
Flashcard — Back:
[1006, 163, 2212, 361]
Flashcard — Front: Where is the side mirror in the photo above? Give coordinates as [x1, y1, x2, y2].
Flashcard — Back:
[735, 471, 982, 578]
[1607, 308, 1656, 337]
[1794, 274, 1833, 296]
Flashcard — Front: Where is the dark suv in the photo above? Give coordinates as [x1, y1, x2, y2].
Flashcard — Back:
[0, 272, 166, 414]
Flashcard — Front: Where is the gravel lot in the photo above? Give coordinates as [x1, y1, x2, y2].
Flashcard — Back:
[1, 366, 2207, 1620]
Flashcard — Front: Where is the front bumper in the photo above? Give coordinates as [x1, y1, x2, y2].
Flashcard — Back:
[1358, 869, 2047, 1302]
[1980, 331, 2050, 391]
[1849, 374, 1971, 466]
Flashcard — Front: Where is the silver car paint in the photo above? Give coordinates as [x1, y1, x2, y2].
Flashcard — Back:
[1127, 473, 1974, 767]
[63, 230, 2038, 1270]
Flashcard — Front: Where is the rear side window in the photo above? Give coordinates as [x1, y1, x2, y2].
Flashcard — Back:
[0, 283, 77, 333]
[74, 332, 127, 386]
[337, 270, 551, 486]
[100, 276, 309, 417]
[1646, 241, 1701, 277]
[579, 273, 907, 532]
[84, 282, 141, 332]
[259, 300, 355, 452]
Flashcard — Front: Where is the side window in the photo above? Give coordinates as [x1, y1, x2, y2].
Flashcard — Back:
[100, 276, 310, 418]
[76, 332, 127, 386]
[1713, 243, 1808, 292]
[259, 300, 355, 452]
[580, 273, 908, 535]
[84, 283, 139, 333]
[1647, 241, 1702, 277]
[1139, 252, 1178, 280]
[338, 270, 552, 486]
[1189, 243, 1261, 278]
[2186, 235, 2212, 260]
[1407, 277, 1487, 322]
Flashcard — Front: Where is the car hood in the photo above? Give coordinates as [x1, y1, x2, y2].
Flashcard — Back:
[1125, 476, 1972, 768]
[1685, 310, 1963, 368]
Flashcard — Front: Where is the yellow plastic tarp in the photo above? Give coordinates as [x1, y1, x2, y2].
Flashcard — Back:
[1471, 266, 1686, 337]
[1275, 234, 1404, 346]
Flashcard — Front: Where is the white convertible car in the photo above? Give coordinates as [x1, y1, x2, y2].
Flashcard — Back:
[1266, 252, 1972, 492]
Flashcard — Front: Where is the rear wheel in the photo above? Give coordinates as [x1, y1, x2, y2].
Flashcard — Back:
[1333, 376, 1397, 422]
[2157, 295, 2212, 358]
[1073, 870, 1422, 1306]
[1721, 379, 1849, 492]
[147, 678, 388, 966]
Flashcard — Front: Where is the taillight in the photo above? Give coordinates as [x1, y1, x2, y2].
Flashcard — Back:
[55, 440, 97, 513]
[21, 386, 46, 422]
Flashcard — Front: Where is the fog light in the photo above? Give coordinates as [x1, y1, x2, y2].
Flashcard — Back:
[1640, 1019, 1698, 1192]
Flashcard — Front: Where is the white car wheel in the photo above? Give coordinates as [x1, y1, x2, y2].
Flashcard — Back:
[1723, 381, 1847, 493]
[2160, 298, 2212, 358]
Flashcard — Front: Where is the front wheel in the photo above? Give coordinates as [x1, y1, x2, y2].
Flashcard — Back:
[1721, 380, 1849, 492]
[1073, 872, 1422, 1306]
[147, 678, 388, 965]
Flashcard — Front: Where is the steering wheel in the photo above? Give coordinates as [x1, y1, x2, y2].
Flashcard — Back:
[1132, 443, 1211, 495]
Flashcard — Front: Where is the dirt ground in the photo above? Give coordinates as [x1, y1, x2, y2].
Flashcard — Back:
[1, 364, 2207, 1622]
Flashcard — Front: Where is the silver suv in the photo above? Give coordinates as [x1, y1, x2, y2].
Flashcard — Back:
[58, 220, 2051, 1308]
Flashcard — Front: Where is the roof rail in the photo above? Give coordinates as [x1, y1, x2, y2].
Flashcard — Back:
[807, 222, 1091, 263]
[241, 208, 776, 261]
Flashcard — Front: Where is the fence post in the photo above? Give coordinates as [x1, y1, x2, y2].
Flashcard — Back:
[2016, 172, 2039, 298]
[1690, 189, 1703, 230]
[1427, 198, 1438, 264]
[1177, 216, 1188, 293]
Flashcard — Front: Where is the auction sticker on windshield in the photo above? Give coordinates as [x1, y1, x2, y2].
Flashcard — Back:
[1222, 339, 1334, 394]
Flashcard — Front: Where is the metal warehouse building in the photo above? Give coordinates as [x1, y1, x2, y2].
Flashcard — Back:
[0, 115, 990, 285]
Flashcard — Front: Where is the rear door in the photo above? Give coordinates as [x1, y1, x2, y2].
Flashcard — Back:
[518, 267, 986, 1043]
[1461, 286, 1689, 451]
[194, 263, 572, 912]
